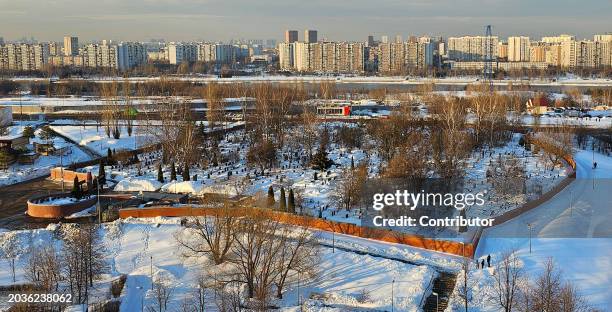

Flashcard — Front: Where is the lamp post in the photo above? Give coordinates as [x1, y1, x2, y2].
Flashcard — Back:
[391, 279, 395, 312]
[432, 291, 439, 312]
[527, 223, 532, 254]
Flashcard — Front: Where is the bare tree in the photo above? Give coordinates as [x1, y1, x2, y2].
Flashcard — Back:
[148, 277, 174, 312]
[175, 206, 237, 265]
[492, 250, 525, 312]
[0, 232, 19, 283]
[25, 246, 62, 292]
[61, 224, 107, 304]
[333, 163, 368, 211]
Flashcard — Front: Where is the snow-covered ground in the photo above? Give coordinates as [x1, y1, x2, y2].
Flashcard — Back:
[0, 124, 91, 187]
[0, 218, 462, 312]
[471, 149, 612, 311]
[50, 124, 152, 156]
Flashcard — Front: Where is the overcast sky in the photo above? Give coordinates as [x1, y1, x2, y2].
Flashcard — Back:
[1, 0, 610, 42]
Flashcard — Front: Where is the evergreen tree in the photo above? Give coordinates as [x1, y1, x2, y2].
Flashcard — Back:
[279, 187, 286, 212]
[288, 189, 296, 213]
[183, 164, 190, 181]
[267, 186, 275, 208]
[170, 162, 177, 181]
[157, 163, 164, 183]
[98, 161, 106, 187]
[22, 126, 35, 139]
[71, 176, 81, 199]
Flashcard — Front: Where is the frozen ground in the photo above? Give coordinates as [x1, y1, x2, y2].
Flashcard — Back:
[472, 149, 612, 311]
[0, 124, 91, 187]
[50, 124, 153, 156]
[73, 125, 565, 241]
[0, 218, 462, 312]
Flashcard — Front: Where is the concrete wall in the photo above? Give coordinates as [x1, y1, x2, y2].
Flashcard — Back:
[50, 167, 93, 184]
[27, 194, 97, 218]
[119, 206, 475, 257]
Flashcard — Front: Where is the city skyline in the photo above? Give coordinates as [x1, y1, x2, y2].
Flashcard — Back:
[0, 0, 610, 42]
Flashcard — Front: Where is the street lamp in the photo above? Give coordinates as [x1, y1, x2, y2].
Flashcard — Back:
[432, 291, 439, 312]
[391, 279, 395, 312]
[527, 223, 532, 254]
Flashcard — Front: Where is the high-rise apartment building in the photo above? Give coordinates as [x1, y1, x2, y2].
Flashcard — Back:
[117, 42, 147, 70]
[447, 36, 499, 61]
[83, 43, 118, 68]
[545, 44, 562, 66]
[167, 43, 198, 64]
[367, 36, 375, 47]
[63, 36, 79, 56]
[285, 30, 298, 43]
[594, 34, 612, 42]
[197, 43, 216, 62]
[395, 35, 403, 44]
[561, 40, 611, 68]
[541, 34, 574, 44]
[304, 30, 318, 43]
[378, 42, 432, 73]
[497, 42, 508, 60]
[278, 42, 294, 70]
[0, 43, 49, 71]
[508, 36, 530, 61]
[381, 35, 389, 44]
[529, 43, 546, 63]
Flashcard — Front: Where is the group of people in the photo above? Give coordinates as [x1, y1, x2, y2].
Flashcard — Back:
[477, 254, 491, 269]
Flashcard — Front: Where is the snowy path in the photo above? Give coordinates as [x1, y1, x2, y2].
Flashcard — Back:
[476, 149, 612, 311]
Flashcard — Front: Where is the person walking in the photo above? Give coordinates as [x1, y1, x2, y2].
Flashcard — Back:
[487, 254, 491, 267]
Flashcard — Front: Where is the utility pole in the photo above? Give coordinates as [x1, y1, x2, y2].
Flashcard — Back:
[97, 180, 101, 224]
[60, 152, 64, 192]
[528, 223, 532, 254]
[391, 279, 395, 312]
[150, 255, 153, 289]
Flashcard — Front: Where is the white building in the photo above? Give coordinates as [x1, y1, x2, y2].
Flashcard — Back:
[541, 34, 575, 44]
[508, 36, 530, 62]
[63, 36, 78, 56]
[447, 36, 499, 61]
[117, 42, 147, 70]
[167, 43, 198, 64]
[0, 43, 49, 71]
[278, 42, 294, 70]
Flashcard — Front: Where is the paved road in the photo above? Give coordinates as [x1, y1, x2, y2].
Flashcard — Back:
[0, 177, 66, 229]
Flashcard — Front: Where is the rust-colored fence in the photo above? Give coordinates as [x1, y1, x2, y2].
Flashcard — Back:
[119, 206, 474, 257]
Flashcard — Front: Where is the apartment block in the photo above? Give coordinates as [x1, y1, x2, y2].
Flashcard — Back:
[167, 43, 198, 65]
[529, 43, 546, 63]
[117, 42, 147, 70]
[63, 36, 78, 56]
[447, 36, 499, 61]
[0, 43, 49, 71]
[305, 30, 317, 43]
[508, 36, 530, 61]
[285, 30, 298, 43]
[542, 34, 575, 44]
[278, 42, 293, 70]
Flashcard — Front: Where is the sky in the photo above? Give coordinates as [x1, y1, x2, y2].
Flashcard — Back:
[0, 0, 610, 42]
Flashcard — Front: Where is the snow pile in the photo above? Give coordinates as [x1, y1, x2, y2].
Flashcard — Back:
[114, 178, 162, 192]
[161, 181, 204, 194]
